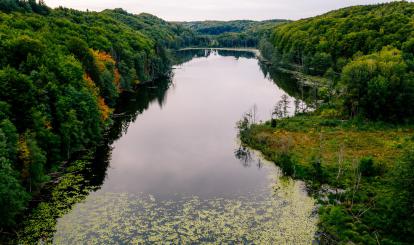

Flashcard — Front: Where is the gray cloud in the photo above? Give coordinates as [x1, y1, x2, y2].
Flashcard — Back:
[44, 0, 404, 21]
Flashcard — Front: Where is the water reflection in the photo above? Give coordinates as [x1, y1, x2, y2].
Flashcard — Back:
[259, 62, 319, 109]
[88, 78, 173, 188]
[174, 49, 256, 66]
[93, 52, 284, 200]
[13, 50, 317, 244]
[234, 145, 264, 169]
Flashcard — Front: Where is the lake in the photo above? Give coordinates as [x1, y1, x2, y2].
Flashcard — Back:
[38, 50, 316, 244]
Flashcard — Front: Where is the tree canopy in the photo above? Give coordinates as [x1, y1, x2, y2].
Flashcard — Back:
[180, 19, 288, 48]
[264, 1, 414, 121]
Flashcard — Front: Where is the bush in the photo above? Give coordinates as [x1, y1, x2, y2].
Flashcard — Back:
[311, 158, 326, 183]
[320, 205, 352, 242]
[270, 118, 277, 128]
[277, 152, 295, 175]
[359, 157, 376, 177]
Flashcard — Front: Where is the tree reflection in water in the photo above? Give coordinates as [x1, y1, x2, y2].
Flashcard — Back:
[234, 145, 262, 169]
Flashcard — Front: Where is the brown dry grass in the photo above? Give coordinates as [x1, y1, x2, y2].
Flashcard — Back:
[253, 124, 413, 168]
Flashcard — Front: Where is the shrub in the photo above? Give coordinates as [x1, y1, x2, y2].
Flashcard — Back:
[277, 152, 295, 175]
[359, 157, 376, 177]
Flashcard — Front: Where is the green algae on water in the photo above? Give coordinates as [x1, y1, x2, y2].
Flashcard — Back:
[53, 175, 317, 244]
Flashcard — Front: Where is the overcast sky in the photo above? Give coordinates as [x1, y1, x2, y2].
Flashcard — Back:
[44, 0, 402, 21]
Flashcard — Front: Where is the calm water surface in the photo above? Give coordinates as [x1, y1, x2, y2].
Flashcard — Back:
[53, 50, 317, 244]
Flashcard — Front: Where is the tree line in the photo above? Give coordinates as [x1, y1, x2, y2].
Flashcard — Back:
[180, 19, 288, 48]
[260, 1, 414, 122]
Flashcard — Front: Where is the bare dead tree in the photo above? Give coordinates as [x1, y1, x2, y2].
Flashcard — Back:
[272, 101, 283, 119]
[336, 144, 345, 202]
[294, 99, 300, 115]
[252, 104, 258, 124]
[350, 159, 362, 210]
[281, 94, 290, 117]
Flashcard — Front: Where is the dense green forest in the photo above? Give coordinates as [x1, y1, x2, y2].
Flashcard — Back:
[0, 0, 207, 228]
[260, 1, 414, 121]
[180, 19, 287, 47]
[2, 0, 414, 244]
[244, 1, 414, 244]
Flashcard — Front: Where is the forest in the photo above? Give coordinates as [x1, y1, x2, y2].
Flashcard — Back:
[180, 19, 287, 47]
[0, 0, 206, 228]
[259, 1, 414, 121]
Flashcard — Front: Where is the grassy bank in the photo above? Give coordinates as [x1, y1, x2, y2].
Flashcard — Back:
[240, 113, 414, 244]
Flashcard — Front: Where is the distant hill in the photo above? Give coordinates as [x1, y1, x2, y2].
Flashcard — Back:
[178, 19, 288, 36]
[173, 19, 287, 48]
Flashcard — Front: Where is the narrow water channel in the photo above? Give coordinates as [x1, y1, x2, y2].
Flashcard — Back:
[52, 50, 317, 244]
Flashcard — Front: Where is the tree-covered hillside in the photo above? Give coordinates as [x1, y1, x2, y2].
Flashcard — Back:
[262, 1, 414, 121]
[180, 20, 286, 35]
[0, 0, 201, 228]
[180, 19, 288, 47]
[102, 9, 210, 49]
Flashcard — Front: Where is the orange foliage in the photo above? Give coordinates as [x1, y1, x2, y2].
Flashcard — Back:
[114, 68, 121, 92]
[92, 50, 116, 73]
[94, 50, 115, 64]
[92, 50, 121, 91]
[84, 73, 111, 121]
[98, 96, 111, 121]
[45, 121, 52, 130]
[84, 73, 99, 96]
